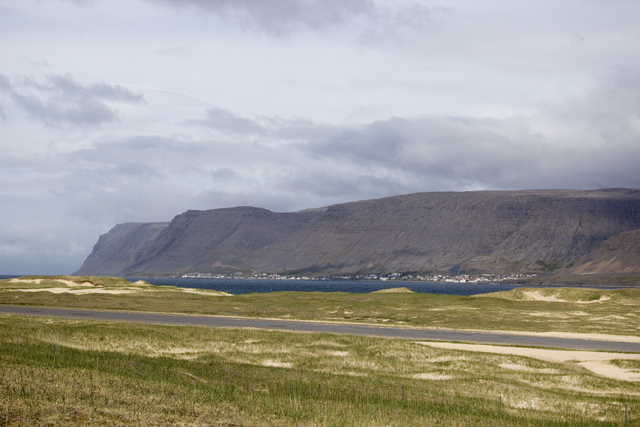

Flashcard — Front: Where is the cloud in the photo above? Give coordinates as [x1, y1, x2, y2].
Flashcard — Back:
[547, 67, 640, 140]
[291, 69, 640, 192]
[3, 73, 144, 127]
[355, 2, 446, 46]
[3, 67, 640, 274]
[156, 46, 193, 57]
[192, 107, 266, 134]
[148, 0, 376, 35]
[0, 74, 11, 91]
[211, 167, 239, 181]
[179, 67, 640, 197]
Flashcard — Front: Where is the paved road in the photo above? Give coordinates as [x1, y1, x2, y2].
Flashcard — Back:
[2, 305, 640, 353]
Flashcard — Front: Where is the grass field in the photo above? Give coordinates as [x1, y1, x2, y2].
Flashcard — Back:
[1, 276, 639, 425]
[2, 276, 640, 337]
[1, 315, 639, 426]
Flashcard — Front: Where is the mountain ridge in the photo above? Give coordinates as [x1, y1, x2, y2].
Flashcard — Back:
[74, 189, 640, 277]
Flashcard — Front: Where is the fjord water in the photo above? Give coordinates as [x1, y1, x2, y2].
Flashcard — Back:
[127, 277, 532, 296]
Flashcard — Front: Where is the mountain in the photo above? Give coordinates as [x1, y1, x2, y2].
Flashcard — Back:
[75, 222, 169, 276]
[566, 229, 640, 275]
[74, 189, 640, 277]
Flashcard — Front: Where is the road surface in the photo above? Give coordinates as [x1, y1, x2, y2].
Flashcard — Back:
[2, 305, 639, 352]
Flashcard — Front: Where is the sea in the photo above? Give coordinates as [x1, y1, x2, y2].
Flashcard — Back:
[0, 274, 598, 296]
[125, 277, 544, 296]
[0, 274, 592, 296]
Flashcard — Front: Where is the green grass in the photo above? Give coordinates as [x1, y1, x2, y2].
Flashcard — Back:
[2, 277, 640, 337]
[1, 315, 638, 426]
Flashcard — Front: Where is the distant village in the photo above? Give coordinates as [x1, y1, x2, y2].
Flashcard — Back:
[180, 272, 541, 283]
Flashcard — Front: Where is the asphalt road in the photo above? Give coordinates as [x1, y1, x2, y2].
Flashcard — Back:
[2, 304, 639, 353]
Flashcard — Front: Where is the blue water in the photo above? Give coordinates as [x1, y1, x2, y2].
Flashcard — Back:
[126, 277, 533, 296]
[0, 274, 603, 296]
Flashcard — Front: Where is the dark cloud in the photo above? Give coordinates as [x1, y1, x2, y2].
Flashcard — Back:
[287, 71, 640, 192]
[190, 108, 346, 141]
[549, 67, 640, 140]
[178, 68, 640, 200]
[0, 74, 9, 119]
[211, 167, 239, 181]
[148, 0, 376, 35]
[278, 170, 408, 200]
[192, 107, 266, 134]
[268, 116, 345, 142]
[4, 73, 144, 127]
[0, 73, 11, 91]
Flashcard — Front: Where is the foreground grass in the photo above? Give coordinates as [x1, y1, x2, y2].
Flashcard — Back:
[1, 315, 638, 426]
[2, 276, 640, 337]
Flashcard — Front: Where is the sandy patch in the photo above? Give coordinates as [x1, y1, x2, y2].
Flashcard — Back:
[590, 315, 628, 321]
[313, 340, 346, 348]
[525, 312, 572, 319]
[522, 291, 610, 303]
[9, 278, 43, 284]
[327, 350, 349, 357]
[341, 371, 368, 377]
[522, 291, 565, 302]
[499, 363, 559, 374]
[577, 296, 611, 303]
[54, 280, 95, 287]
[8, 278, 96, 287]
[180, 288, 232, 296]
[13, 288, 134, 295]
[428, 356, 467, 362]
[180, 371, 208, 383]
[418, 342, 640, 381]
[261, 360, 293, 368]
[412, 373, 453, 380]
[525, 311, 591, 318]
[578, 361, 640, 381]
[372, 287, 414, 293]
[511, 399, 544, 411]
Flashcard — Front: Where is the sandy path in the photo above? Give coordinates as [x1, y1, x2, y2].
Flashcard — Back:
[418, 342, 640, 381]
[451, 329, 640, 344]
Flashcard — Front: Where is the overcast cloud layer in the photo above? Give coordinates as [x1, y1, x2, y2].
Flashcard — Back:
[1, 0, 640, 274]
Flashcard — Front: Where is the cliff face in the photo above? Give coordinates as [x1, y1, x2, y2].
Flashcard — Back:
[120, 207, 321, 275]
[567, 229, 640, 275]
[74, 222, 169, 276]
[75, 189, 640, 276]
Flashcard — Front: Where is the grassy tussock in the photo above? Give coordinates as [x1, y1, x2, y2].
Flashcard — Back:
[15, 275, 148, 288]
[0, 276, 230, 296]
[476, 287, 626, 303]
[1, 315, 638, 426]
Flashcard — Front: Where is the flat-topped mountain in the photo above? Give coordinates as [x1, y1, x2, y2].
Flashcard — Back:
[75, 189, 640, 277]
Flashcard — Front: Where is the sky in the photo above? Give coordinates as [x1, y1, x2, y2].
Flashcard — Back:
[2, 0, 640, 274]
